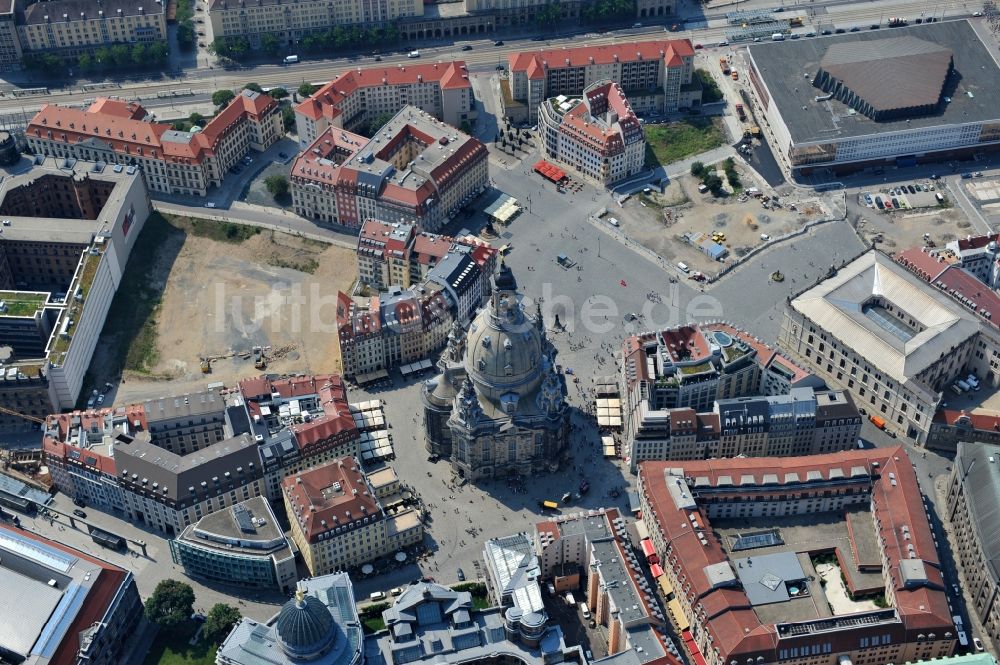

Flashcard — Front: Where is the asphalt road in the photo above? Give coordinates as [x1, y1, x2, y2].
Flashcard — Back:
[0, 0, 982, 116]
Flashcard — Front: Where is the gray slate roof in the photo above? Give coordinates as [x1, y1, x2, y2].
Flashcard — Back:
[954, 442, 1000, 584]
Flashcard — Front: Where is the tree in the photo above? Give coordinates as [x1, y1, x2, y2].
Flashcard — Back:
[144, 580, 195, 630]
[298, 82, 319, 97]
[243, 82, 263, 93]
[260, 33, 280, 57]
[268, 87, 289, 100]
[212, 89, 236, 108]
[535, 2, 562, 27]
[131, 43, 147, 67]
[188, 112, 205, 127]
[368, 111, 394, 135]
[77, 53, 94, 70]
[177, 21, 196, 50]
[203, 603, 242, 643]
[148, 41, 170, 65]
[172, 120, 188, 131]
[702, 173, 723, 194]
[264, 175, 290, 200]
[282, 105, 296, 132]
[690, 161, 705, 178]
[110, 44, 131, 67]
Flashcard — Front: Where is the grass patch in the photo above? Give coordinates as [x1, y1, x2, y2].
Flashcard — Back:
[267, 256, 320, 274]
[694, 69, 723, 103]
[645, 118, 725, 168]
[98, 211, 180, 378]
[167, 214, 261, 244]
[143, 622, 217, 665]
[0, 291, 47, 317]
[363, 616, 386, 634]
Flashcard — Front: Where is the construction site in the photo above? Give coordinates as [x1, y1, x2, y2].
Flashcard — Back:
[89, 218, 358, 406]
[616, 171, 832, 278]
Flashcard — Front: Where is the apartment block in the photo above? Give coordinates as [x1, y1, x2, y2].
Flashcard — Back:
[946, 442, 1000, 652]
[620, 321, 825, 470]
[337, 234, 496, 380]
[283, 456, 424, 576]
[42, 374, 362, 534]
[505, 40, 700, 124]
[538, 80, 645, 186]
[291, 106, 489, 232]
[209, 0, 423, 49]
[0, 159, 150, 424]
[627, 387, 861, 469]
[639, 447, 955, 665]
[18, 0, 166, 57]
[294, 61, 476, 148]
[27, 91, 281, 197]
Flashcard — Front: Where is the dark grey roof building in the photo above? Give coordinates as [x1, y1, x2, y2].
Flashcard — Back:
[746, 20, 1000, 176]
[946, 442, 1000, 649]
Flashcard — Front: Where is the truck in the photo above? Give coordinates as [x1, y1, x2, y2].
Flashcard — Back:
[735, 103, 747, 121]
[90, 527, 125, 550]
[789, 16, 804, 26]
[888, 17, 907, 26]
[719, 57, 730, 74]
[283, 55, 299, 64]
[869, 415, 886, 430]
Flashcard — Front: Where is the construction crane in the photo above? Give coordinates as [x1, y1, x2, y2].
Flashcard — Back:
[0, 405, 45, 425]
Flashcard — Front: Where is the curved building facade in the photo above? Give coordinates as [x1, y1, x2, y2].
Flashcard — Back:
[168, 496, 297, 593]
[422, 263, 569, 480]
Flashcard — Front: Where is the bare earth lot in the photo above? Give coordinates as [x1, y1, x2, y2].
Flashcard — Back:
[614, 171, 830, 277]
[855, 207, 973, 252]
[90, 214, 357, 405]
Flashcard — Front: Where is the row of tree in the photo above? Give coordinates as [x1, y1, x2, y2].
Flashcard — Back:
[145, 579, 242, 643]
[175, 0, 197, 51]
[690, 157, 741, 195]
[580, 0, 636, 22]
[211, 24, 402, 62]
[23, 41, 170, 75]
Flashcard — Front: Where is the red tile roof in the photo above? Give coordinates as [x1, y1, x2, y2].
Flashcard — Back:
[932, 407, 1000, 430]
[956, 232, 1000, 251]
[931, 265, 1000, 328]
[295, 61, 472, 123]
[639, 446, 952, 663]
[508, 39, 695, 74]
[283, 456, 381, 541]
[28, 92, 276, 165]
[895, 246, 955, 282]
[291, 126, 368, 186]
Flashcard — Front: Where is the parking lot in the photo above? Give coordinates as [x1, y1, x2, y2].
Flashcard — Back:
[851, 178, 976, 250]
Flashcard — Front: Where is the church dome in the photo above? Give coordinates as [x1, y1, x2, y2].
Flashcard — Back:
[464, 265, 545, 403]
[275, 590, 337, 660]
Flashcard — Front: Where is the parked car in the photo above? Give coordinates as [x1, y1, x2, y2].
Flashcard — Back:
[73, 509, 87, 518]
[73, 497, 86, 507]
[191, 613, 207, 623]
[461, 45, 473, 51]
[974, 637, 985, 652]
[204, 202, 217, 208]
[457, 568, 466, 581]
[494, 40, 504, 46]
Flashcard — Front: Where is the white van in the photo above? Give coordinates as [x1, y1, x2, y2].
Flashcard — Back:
[967, 375, 980, 389]
[283, 55, 299, 64]
[580, 603, 591, 619]
[957, 379, 971, 391]
[771, 33, 785, 41]
[370, 591, 387, 602]
[677, 262, 690, 273]
[565, 592, 576, 606]
[408, 50, 421, 58]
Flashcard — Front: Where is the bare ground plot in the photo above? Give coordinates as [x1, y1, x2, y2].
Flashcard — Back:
[614, 172, 829, 277]
[89, 213, 357, 406]
[853, 207, 974, 251]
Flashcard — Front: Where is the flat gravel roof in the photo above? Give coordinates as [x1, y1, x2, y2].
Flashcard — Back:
[748, 20, 1000, 144]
